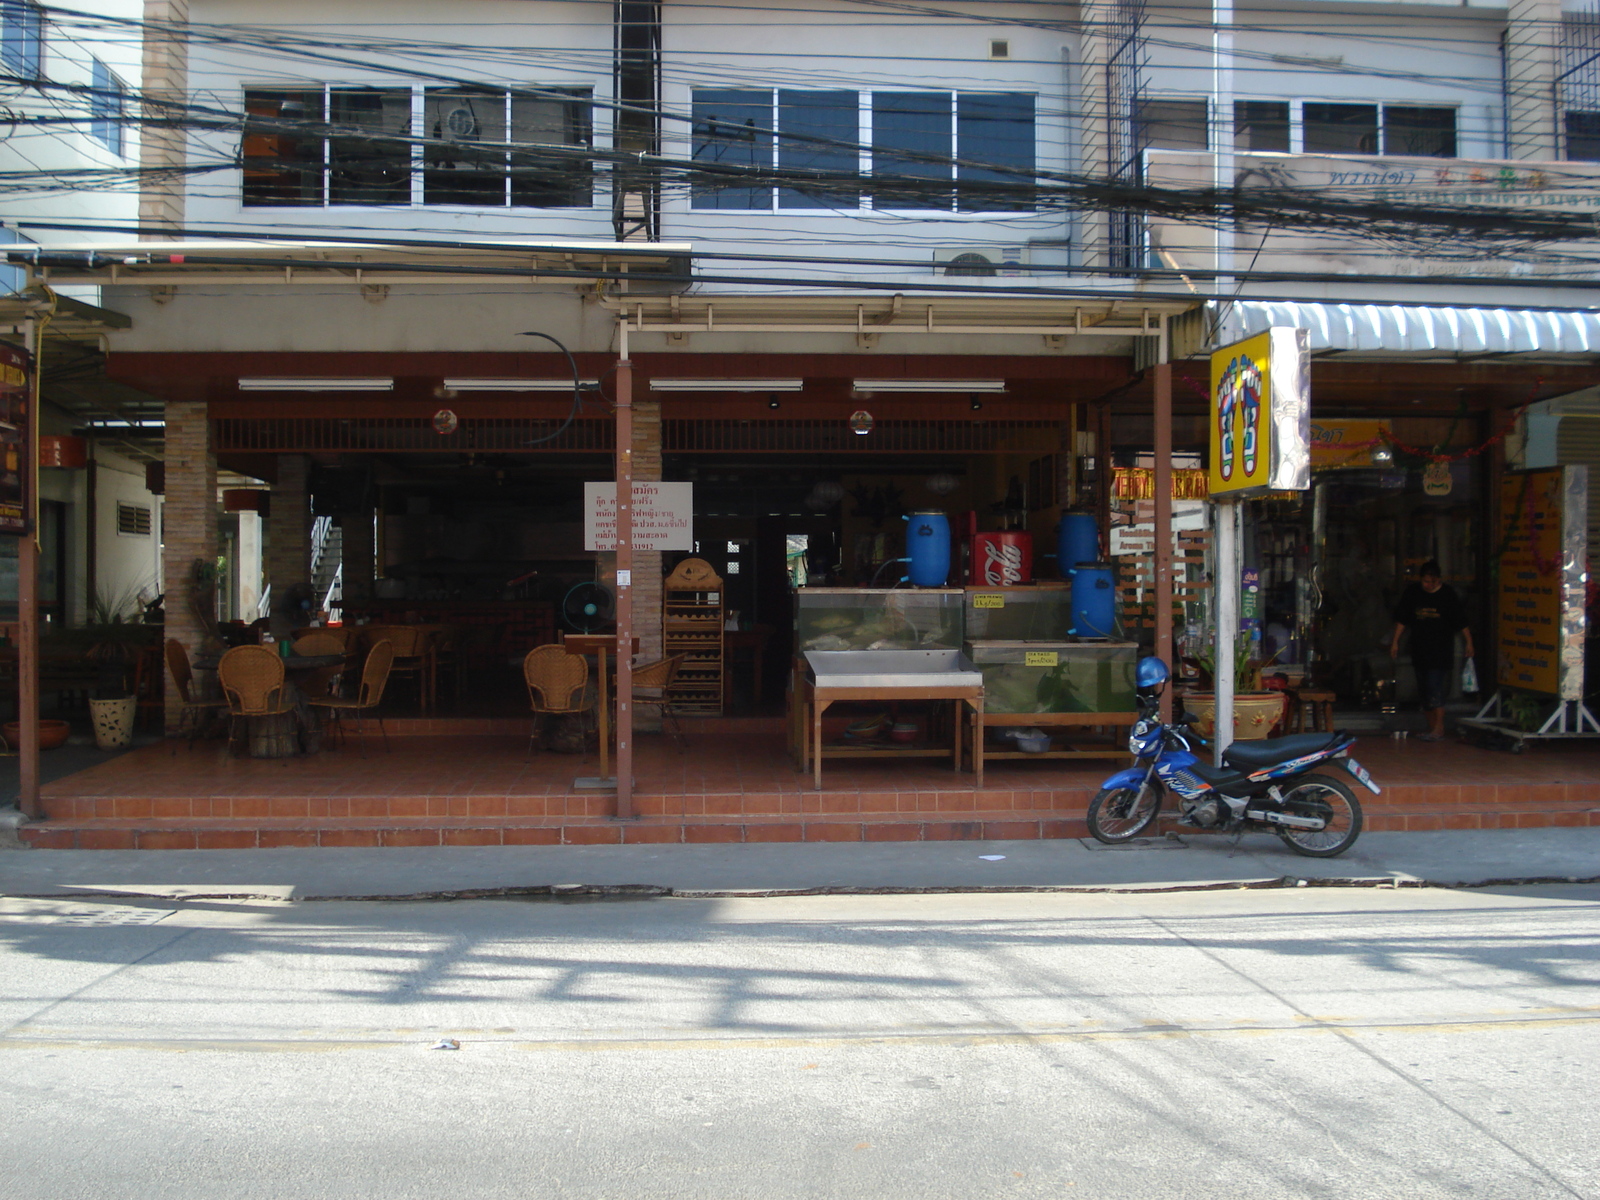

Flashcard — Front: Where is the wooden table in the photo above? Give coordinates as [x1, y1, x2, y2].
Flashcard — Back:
[561, 635, 639, 784]
[723, 626, 773, 708]
[798, 669, 984, 789]
[244, 654, 344, 758]
[968, 710, 1139, 777]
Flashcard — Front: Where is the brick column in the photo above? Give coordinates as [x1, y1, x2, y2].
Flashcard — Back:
[139, 0, 189, 233]
[631, 396, 663, 663]
[265, 454, 311, 598]
[340, 507, 374, 609]
[162, 400, 216, 727]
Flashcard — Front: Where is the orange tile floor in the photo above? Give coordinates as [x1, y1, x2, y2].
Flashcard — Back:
[20, 724, 1600, 849]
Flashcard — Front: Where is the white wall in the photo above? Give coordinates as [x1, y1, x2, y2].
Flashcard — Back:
[92, 447, 162, 616]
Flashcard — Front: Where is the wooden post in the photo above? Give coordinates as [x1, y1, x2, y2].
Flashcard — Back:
[614, 352, 635, 820]
[1153, 361, 1174, 722]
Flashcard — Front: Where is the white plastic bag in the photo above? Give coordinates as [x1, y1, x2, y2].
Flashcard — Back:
[1460, 656, 1480, 695]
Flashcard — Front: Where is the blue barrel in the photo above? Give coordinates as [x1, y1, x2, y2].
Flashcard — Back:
[1070, 562, 1117, 638]
[905, 510, 951, 587]
[1057, 511, 1100, 580]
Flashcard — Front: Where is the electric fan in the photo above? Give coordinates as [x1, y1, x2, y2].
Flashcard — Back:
[561, 581, 615, 633]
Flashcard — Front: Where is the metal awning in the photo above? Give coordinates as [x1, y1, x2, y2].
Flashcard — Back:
[1214, 301, 1600, 358]
[0, 290, 131, 337]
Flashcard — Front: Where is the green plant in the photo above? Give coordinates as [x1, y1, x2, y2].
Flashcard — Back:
[1185, 642, 1283, 693]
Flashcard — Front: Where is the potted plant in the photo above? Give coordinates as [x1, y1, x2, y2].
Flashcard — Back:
[1181, 643, 1287, 741]
[80, 585, 160, 750]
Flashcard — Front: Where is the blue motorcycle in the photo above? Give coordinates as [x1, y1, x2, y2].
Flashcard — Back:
[1087, 658, 1381, 858]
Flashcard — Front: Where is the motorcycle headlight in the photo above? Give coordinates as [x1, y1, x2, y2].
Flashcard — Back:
[1129, 719, 1154, 753]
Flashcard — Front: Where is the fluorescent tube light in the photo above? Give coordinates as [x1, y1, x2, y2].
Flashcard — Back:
[238, 377, 393, 391]
[650, 378, 806, 392]
[851, 379, 1007, 393]
[442, 378, 599, 391]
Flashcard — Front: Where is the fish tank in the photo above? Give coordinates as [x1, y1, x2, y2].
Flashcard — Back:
[796, 588, 965, 652]
[963, 585, 1073, 641]
[965, 640, 1138, 714]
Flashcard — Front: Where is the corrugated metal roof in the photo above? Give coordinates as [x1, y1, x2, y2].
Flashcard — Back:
[1215, 301, 1600, 356]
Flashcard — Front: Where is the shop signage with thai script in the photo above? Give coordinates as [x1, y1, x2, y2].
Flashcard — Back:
[0, 343, 30, 535]
[1309, 419, 1386, 469]
[1208, 327, 1311, 497]
[584, 481, 693, 551]
[1495, 467, 1587, 698]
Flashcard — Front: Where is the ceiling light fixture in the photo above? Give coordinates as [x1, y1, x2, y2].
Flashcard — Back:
[442, 378, 599, 391]
[238, 377, 393, 391]
[650, 378, 805, 392]
[851, 379, 1007, 393]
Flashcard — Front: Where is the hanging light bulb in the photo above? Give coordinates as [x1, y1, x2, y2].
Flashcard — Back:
[1370, 442, 1395, 467]
[925, 473, 959, 496]
[813, 480, 845, 506]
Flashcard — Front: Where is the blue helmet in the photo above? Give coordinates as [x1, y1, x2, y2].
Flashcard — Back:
[1135, 657, 1170, 690]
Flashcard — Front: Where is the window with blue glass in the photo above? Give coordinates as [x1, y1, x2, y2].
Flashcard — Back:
[777, 90, 857, 209]
[956, 93, 1034, 211]
[90, 58, 124, 156]
[691, 89, 771, 209]
[1, 0, 43, 79]
[872, 91, 1035, 211]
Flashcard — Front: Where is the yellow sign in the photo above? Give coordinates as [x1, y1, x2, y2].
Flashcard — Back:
[1024, 650, 1059, 667]
[972, 594, 1004, 609]
[1210, 331, 1273, 494]
[1310, 419, 1385, 469]
[1497, 470, 1565, 695]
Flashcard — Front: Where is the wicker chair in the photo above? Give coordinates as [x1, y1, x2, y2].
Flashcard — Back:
[632, 653, 688, 750]
[523, 644, 589, 755]
[217, 645, 297, 754]
[292, 630, 349, 700]
[363, 625, 429, 711]
[164, 639, 226, 752]
[311, 639, 394, 756]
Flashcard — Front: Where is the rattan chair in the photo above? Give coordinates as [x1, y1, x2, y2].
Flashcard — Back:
[523, 644, 589, 755]
[311, 639, 394, 756]
[632, 653, 688, 750]
[217, 645, 297, 754]
[292, 630, 349, 700]
[164, 638, 226, 752]
[363, 625, 429, 711]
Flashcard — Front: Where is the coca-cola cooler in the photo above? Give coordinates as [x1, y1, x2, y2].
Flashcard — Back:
[969, 531, 1034, 586]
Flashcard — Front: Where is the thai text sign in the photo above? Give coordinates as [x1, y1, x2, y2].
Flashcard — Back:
[1496, 467, 1587, 698]
[1208, 327, 1310, 497]
[0, 343, 29, 535]
[1310, 419, 1385, 469]
[584, 481, 693, 551]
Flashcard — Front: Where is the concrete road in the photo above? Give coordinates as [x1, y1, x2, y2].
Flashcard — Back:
[2, 885, 1597, 1199]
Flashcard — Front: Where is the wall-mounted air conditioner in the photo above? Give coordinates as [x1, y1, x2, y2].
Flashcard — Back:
[932, 246, 1028, 277]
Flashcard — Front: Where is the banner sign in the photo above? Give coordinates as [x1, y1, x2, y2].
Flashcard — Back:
[0, 343, 29, 535]
[1496, 466, 1588, 698]
[1309, 419, 1385, 469]
[584, 481, 693, 551]
[1208, 327, 1311, 497]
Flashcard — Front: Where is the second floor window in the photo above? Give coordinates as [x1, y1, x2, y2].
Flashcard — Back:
[1137, 97, 1457, 158]
[1, 0, 42, 80]
[691, 88, 1035, 212]
[90, 58, 125, 156]
[242, 85, 593, 208]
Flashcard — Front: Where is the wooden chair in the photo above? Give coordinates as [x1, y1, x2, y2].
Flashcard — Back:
[217, 645, 297, 755]
[632, 653, 688, 750]
[363, 625, 429, 711]
[523, 644, 589, 755]
[292, 630, 350, 700]
[164, 639, 226, 752]
[132, 642, 165, 732]
[311, 639, 394, 757]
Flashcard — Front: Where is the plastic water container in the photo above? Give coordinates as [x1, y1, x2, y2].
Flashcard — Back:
[1070, 562, 1117, 638]
[905, 510, 951, 587]
[1057, 511, 1099, 581]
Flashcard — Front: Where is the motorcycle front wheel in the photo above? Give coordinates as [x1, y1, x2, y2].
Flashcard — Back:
[1087, 782, 1161, 843]
[1276, 774, 1363, 858]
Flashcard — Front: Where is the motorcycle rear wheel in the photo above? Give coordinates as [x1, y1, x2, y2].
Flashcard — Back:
[1276, 774, 1363, 857]
[1087, 783, 1161, 843]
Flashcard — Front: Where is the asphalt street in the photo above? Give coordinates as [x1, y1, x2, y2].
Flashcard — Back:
[2, 883, 1597, 1199]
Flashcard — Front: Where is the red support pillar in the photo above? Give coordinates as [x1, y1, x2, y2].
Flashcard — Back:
[1153, 361, 1174, 722]
[614, 356, 635, 820]
[17, 319, 41, 817]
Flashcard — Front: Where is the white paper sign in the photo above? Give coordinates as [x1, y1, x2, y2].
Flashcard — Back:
[584, 482, 693, 551]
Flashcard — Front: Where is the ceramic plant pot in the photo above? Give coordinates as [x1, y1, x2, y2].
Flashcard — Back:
[1183, 692, 1287, 741]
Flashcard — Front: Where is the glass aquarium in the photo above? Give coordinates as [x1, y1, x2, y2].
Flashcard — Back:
[795, 588, 964, 652]
[962, 585, 1073, 641]
[965, 640, 1138, 713]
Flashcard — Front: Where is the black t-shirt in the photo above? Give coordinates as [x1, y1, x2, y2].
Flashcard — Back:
[1395, 582, 1466, 668]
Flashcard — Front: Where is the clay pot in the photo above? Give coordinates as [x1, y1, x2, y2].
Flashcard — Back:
[1182, 693, 1287, 741]
[2, 719, 71, 751]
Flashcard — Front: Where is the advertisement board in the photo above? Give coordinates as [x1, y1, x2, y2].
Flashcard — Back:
[0, 342, 30, 535]
[584, 481, 693, 551]
[1495, 466, 1587, 698]
[1208, 327, 1311, 497]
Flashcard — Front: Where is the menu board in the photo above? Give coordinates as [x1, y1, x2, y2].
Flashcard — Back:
[1496, 467, 1587, 698]
[0, 343, 29, 536]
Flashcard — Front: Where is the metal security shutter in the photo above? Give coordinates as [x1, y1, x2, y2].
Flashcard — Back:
[1557, 415, 1600, 547]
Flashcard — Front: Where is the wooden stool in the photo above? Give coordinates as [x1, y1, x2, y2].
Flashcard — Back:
[1289, 689, 1337, 733]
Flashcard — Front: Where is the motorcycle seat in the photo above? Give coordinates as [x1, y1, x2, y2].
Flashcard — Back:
[1223, 732, 1344, 771]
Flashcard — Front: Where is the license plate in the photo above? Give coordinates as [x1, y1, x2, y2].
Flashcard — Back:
[1346, 757, 1382, 795]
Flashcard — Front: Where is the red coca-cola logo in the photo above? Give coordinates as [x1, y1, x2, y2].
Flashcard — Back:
[983, 539, 1024, 585]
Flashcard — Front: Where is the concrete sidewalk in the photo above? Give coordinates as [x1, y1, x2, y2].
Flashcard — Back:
[0, 826, 1596, 900]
